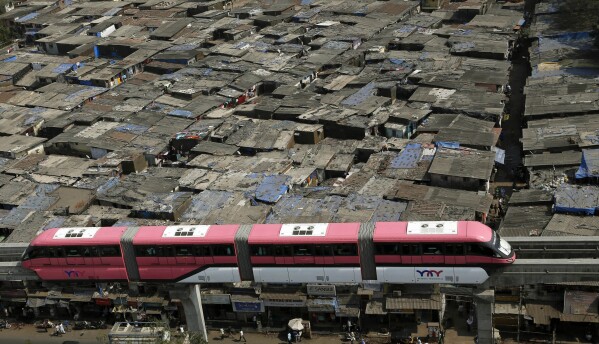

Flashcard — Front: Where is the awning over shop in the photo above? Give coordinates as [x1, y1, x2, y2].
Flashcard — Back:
[386, 295, 442, 311]
[365, 300, 387, 315]
[26, 298, 47, 308]
[494, 302, 527, 315]
[260, 293, 307, 308]
[560, 313, 599, 323]
[526, 302, 599, 325]
[336, 304, 360, 318]
[260, 293, 307, 301]
[307, 298, 336, 313]
[70, 295, 93, 302]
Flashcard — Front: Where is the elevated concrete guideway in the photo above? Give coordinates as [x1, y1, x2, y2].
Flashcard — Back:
[0, 261, 39, 281]
[482, 259, 599, 288]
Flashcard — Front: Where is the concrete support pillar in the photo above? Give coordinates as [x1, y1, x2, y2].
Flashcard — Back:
[170, 285, 208, 342]
[475, 289, 495, 344]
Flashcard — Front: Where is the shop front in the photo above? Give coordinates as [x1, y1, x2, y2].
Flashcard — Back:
[231, 295, 265, 324]
[260, 293, 307, 329]
[201, 293, 233, 321]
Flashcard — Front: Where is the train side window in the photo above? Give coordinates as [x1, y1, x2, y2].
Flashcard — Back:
[194, 246, 210, 256]
[423, 244, 443, 255]
[294, 245, 313, 256]
[65, 247, 81, 257]
[99, 246, 121, 257]
[334, 244, 357, 256]
[468, 244, 494, 256]
[314, 246, 333, 256]
[25, 247, 46, 259]
[274, 246, 292, 256]
[375, 244, 400, 255]
[251, 245, 272, 256]
[156, 246, 174, 257]
[135, 246, 154, 257]
[50, 247, 65, 258]
[175, 246, 193, 256]
[446, 244, 464, 255]
[213, 245, 234, 256]
[402, 244, 421, 255]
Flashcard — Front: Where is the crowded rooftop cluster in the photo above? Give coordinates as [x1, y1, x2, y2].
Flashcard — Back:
[497, 0, 599, 238]
[0, 0, 586, 244]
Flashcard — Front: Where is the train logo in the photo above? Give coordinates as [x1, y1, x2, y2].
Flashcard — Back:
[416, 269, 443, 277]
[64, 270, 82, 278]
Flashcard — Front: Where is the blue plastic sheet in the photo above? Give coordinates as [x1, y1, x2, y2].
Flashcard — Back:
[576, 149, 599, 179]
[390, 143, 422, 169]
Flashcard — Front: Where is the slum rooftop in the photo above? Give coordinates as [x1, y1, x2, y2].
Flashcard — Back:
[0, 0, 595, 242]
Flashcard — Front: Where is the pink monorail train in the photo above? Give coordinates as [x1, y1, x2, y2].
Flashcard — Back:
[21, 221, 514, 285]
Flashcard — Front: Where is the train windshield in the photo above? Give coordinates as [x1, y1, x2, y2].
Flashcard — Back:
[494, 232, 512, 256]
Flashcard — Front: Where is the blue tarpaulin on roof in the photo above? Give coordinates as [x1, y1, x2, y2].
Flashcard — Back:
[390, 143, 422, 169]
[435, 141, 460, 149]
[341, 82, 375, 107]
[168, 109, 194, 119]
[167, 44, 200, 51]
[2, 56, 17, 62]
[52, 63, 74, 74]
[114, 123, 148, 135]
[15, 12, 38, 22]
[576, 149, 599, 179]
[180, 191, 236, 221]
[255, 175, 290, 203]
[554, 184, 599, 215]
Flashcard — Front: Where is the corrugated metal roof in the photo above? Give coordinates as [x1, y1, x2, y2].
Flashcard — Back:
[386, 295, 442, 310]
[526, 303, 560, 325]
[259, 293, 306, 301]
[365, 300, 387, 315]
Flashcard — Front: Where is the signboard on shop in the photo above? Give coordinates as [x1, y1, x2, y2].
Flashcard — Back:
[231, 301, 264, 313]
[201, 294, 231, 305]
[307, 285, 336, 296]
[262, 299, 306, 308]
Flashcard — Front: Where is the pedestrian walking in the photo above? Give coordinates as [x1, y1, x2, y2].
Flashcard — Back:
[239, 330, 246, 342]
[288, 332, 292, 344]
[417, 337, 422, 344]
[59, 323, 65, 334]
[467, 315, 474, 332]
[220, 328, 225, 340]
[298, 330, 302, 342]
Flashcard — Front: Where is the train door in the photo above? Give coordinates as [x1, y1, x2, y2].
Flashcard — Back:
[65, 246, 82, 266]
[421, 243, 445, 264]
[445, 244, 466, 264]
[402, 244, 422, 264]
[314, 245, 334, 265]
[48, 247, 64, 266]
[274, 245, 292, 265]
[293, 245, 315, 265]
[158, 246, 175, 265]
[195, 246, 209, 266]
[82, 247, 98, 267]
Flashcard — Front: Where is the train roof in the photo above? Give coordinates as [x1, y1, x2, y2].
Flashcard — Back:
[248, 223, 360, 244]
[373, 221, 492, 243]
[30, 227, 127, 246]
[133, 224, 239, 245]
